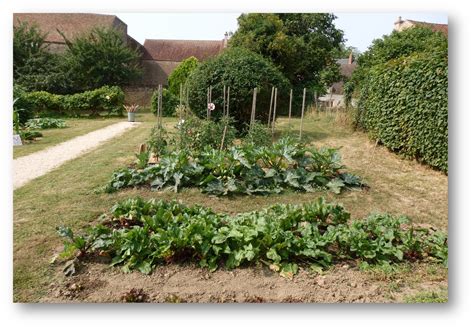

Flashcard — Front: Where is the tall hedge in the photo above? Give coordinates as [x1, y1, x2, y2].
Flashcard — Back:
[356, 51, 448, 172]
[167, 56, 199, 96]
[186, 47, 290, 129]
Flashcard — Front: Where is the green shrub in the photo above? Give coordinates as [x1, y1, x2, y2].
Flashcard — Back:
[57, 197, 448, 275]
[150, 88, 179, 117]
[13, 84, 32, 124]
[18, 85, 125, 117]
[168, 56, 199, 96]
[355, 51, 448, 172]
[186, 47, 290, 129]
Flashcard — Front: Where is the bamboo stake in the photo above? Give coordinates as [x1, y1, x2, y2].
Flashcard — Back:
[272, 87, 278, 137]
[299, 87, 306, 141]
[267, 86, 275, 127]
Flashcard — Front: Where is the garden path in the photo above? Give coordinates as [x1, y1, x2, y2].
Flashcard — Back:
[13, 121, 141, 189]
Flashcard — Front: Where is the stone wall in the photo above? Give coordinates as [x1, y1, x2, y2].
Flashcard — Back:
[123, 86, 156, 107]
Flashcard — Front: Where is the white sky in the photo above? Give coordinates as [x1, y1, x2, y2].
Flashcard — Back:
[112, 12, 448, 52]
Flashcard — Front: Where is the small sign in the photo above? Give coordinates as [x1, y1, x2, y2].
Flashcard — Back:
[13, 134, 22, 146]
[207, 103, 215, 111]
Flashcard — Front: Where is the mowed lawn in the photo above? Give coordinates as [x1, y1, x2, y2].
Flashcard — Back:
[13, 116, 124, 159]
[13, 110, 448, 302]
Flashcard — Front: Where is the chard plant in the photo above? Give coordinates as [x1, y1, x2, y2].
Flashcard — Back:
[57, 197, 448, 276]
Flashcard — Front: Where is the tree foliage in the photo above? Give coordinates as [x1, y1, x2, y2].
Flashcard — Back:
[168, 56, 199, 96]
[13, 20, 48, 80]
[186, 47, 290, 129]
[229, 13, 344, 92]
[61, 27, 142, 92]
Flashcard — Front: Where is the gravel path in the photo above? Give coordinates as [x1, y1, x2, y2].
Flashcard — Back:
[13, 121, 141, 190]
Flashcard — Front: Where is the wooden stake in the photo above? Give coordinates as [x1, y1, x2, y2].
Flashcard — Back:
[299, 87, 306, 141]
[251, 87, 257, 126]
[223, 85, 226, 116]
[226, 86, 230, 117]
[206, 86, 210, 119]
[288, 89, 293, 129]
[272, 88, 278, 136]
[220, 125, 228, 151]
[267, 86, 275, 127]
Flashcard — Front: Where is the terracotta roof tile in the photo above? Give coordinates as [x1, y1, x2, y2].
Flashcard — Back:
[143, 39, 224, 61]
[13, 13, 123, 43]
[406, 19, 448, 36]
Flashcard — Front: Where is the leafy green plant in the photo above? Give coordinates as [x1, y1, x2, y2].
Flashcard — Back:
[146, 125, 168, 156]
[20, 130, 43, 141]
[103, 136, 364, 196]
[57, 197, 448, 275]
[135, 150, 150, 170]
[172, 115, 237, 153]
[25, 117, 67, 129]
[242, 122, 272, 147]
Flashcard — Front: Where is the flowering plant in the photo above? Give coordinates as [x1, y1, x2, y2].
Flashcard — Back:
[207, 103, 215, 111]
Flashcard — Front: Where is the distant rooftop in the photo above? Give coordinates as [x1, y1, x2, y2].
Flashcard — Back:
[143, 39, 225, 62]
[13, 13, 126, 43]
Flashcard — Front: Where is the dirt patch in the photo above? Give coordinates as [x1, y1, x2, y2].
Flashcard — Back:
[42, 261, 447, 303]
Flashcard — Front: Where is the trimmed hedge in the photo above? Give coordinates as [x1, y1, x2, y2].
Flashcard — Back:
[355, 51, 448, 172]
[16, 85, 125, 118]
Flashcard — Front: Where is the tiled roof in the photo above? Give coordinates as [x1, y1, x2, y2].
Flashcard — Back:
[143, 39, 225, 61]
[13, 13, 123, 43]
[407, 19, 448, 36]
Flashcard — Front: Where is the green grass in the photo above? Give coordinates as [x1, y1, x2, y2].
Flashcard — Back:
[13, 110, 448, 302]
[404, 290, 448, 303]
[13, 116, 124, 159]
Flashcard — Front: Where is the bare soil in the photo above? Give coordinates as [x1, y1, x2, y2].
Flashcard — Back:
[42, 260, 447, 303]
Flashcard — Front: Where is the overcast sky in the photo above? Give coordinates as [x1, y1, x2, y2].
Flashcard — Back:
[112, 12, 447, 52]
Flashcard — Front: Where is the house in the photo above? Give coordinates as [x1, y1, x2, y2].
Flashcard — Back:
[141, 38, 227, 87]
[13, 13, 227, 105]
[319, 51, 357, 108]
[13, 13, 144, 54]
[393, 16, 448, 36]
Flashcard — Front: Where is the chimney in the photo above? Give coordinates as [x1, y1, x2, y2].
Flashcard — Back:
[394, 16, 404, 31]
[348, 51, 353, 65]
[223, 32, 229, 48]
